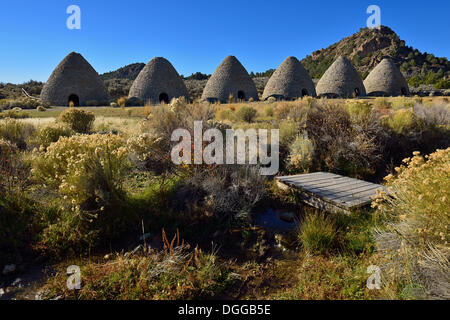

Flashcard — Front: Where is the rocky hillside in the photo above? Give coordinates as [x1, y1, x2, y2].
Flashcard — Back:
[301, 26, 449, 89]
[100, 63, 145, 81]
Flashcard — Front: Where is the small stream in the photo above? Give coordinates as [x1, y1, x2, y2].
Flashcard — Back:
[253, 208, 300, 232]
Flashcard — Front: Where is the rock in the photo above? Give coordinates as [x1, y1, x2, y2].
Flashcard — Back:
[278, 211, 295, 223]
[2, 264, 16, 275]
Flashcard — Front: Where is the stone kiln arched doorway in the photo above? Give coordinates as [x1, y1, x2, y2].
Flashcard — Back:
[68, 94, 80, 106]
[159, 93, 169, 104]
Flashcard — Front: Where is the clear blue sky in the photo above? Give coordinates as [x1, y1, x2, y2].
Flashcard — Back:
[0, 0, 449, 83]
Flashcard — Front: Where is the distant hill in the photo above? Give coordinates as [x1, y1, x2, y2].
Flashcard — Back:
[301, 26, 449, 89]
[100, 63, 145, 81]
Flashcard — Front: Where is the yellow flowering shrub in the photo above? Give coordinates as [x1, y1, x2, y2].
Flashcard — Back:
[32, 133, 130, 208]
[373, 148, 449, 246]
[372, 148, 449, 298]
[31, 134, 132, 253]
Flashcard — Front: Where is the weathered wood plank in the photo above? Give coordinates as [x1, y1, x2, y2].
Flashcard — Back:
[331, 187, 384, 202]
[316, 185, 382, 200]
[276, 172, 386, 213]
[300, 179, 372, 192]
[277, 172, 325, 179]
[281, 174, 340, 184]
[290, 177, 356, 187]
[309, 184, 375, 197]
[300, 180, 375, 195]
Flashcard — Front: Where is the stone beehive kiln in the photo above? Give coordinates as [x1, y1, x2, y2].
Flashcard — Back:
[128, 57, 189, 104]
[364, 58, 410, 96]
[40, 52, 109, 106]
[316, 56, 366, 98]
[201, 56, 258, 103]
[262, 56, 316, 100]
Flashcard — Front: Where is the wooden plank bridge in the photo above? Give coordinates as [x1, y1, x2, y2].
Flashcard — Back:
[276, 172, 388, 214]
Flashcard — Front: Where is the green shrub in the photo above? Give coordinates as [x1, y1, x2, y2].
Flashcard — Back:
[264, 106, 274, 117]
[0, 97, 40, 110]
[346, 101, 372, 118]
[34, 124, 74, 148]
[0, 118, 35, 148]
[237, 106, 258, 123]
[217, 109, 236, 122]
[0, 193, 36, 266]
[434, 79, 450, 89]
[298, 213, 337, 254]
[384, 109, 416, 134]
[58, 108, 95, 133]
[288, 132, 315, 172]
[343, 231, 372, 254]
[0, 139, 36, 265]
[0, 109, 30, 119]
[278, 121, 299, 146]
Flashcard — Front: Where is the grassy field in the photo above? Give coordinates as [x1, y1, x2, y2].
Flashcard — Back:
[0, 96, 449, 300]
